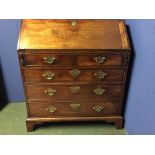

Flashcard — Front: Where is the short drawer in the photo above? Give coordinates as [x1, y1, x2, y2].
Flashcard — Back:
[28, 101, 121, 117]
[22, 53, 74, 66]
[26, 84, 123, 101]
[77, 53, 125, 66]
[23, 68, 126, 82]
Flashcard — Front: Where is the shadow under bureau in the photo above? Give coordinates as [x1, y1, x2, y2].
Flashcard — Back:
[17, 19, 131, 132]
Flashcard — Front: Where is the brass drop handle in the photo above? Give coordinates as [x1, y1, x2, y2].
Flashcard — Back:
[71, 20, 77, 26]
[69, 69, 80, 78]
[43, 56, 56, 64]
[94, 71, 107, 80]
[94, 56, 106, 64]
[20, 58, 24, 64]
[69, 103, 80, 111]
[44, 88, 56, 96]
[19, 52, 24, 65]
[94, 86, 106, 95]
[43, 71, 55, 80]
[92, 105, 104, 112]
[46, 105, 57, 113]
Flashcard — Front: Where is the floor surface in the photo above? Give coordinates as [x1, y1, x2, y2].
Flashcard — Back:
[0, 102, 126, 135]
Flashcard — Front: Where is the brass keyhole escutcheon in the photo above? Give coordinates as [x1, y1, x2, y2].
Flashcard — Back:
[69, 69, 80, 78]
[69, 86, 80, 93]
[69, 103, 80, 111]
[71, 20, 77, 26]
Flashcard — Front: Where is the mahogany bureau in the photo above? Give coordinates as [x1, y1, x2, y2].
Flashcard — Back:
[17, 19, 131, 132]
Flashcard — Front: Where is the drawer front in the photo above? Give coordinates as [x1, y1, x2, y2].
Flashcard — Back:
[77, 53, 124, 66]
[23, 53, 74, 66]
[28, 101, 121, 117]
[24, 68, 126, 82]
[26, 84, 123, 101]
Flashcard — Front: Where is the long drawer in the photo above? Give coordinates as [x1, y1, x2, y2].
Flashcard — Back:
[28, 101, 121, 117]
[26, 84, 123, 101]
[23, 68, 126, 82]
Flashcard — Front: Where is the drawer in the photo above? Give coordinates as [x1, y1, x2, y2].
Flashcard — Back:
[28, 101, 121, 117]
[24, 68, 126, 82]
[77, 53, 125, 66]
[26, 84, 123, 101]
[23, 53, 74, 66]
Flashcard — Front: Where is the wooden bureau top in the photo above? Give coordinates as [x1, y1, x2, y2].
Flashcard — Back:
[18, 19, 130, 51]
